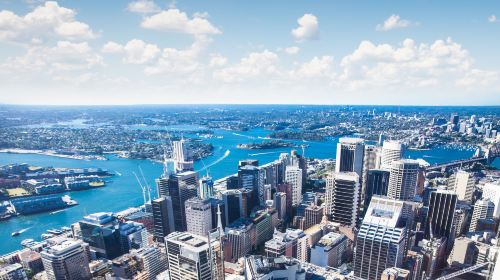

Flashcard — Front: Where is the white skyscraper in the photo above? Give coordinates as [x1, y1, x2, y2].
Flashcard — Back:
[285, 166, 302, 206]
[469, 199, 495, 232]
[481, 183, 500, 218]
[335, 137, 365, 179]
[381, 140, 405, 170]
[172, 139, 194, 172]
[325, 172, 360, 227]
[387, 159, 419, 201]
[353, 196, 409, 280]
[135, 247, 168, 280]
[448, 170, 475, 202]
[185, 197, 213, 237]
[41, 239, 91, 280]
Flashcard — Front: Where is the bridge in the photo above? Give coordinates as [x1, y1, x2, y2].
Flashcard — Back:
[426, 142, 499, 173]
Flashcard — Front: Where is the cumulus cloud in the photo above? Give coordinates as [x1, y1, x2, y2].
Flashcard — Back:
[456, 69, 499, 87]
[0, 1, 95, 43]
[284, 46, 300, 55]
[291, 14, 319, 41]
[290, 56, 334, 79]
[213, 50, 280, 82]
[100, 40, 160, 64]
[209, 54, 228, 67]
[376, 14, 411, 31]
[101, 41, 124, 53]
[141, 9, 221, 35]
[488, 15, 498, 23]
[127, 0, 160, 14]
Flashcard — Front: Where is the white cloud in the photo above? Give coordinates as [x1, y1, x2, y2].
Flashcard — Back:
[488, 14, 498, 23]
[101, 41, 124, 53]
[127, 0, 160, 14]
[284, 46, 300, 54]
[376, 14, 411, 31]
[290, 56, 334, 79]
[291, 14, 319, 41]
[213, 50, 280, 82]
[141, 9, 221, 35]
[0, 1, 95, 43]
[456, 69, 499, 87]
[209, 54, 227, 67]
[122, 39, 161, 64]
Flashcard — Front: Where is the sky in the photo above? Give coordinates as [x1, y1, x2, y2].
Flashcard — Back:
[0, 0, 499, 105]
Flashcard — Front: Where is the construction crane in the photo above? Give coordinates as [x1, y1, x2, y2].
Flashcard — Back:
[435, 262, 492, 280]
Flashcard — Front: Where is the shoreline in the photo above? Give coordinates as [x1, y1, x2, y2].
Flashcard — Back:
[0, 149, 107, 161]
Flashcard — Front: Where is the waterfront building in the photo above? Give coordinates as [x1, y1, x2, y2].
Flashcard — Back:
[481, 183, 500, 218]
[310, 232, 348, 268]
[244, 255, 305, 280]
[447, 170, 475, 202]
[168, 171, 198, 232]
[199, 176, 214, 200]
[387, 159, 419, 201]
[172, 139, 194, 172]
[10, 194, 74, 215]
[424, 190, 457, 241]
[165, 231, 223, 280]
[0, 263, 27, 280]
[381, 141, 405, 170]
[285, 166, 303, 206]
[325, 172, 360, 227]
[41, 239, 91, 280]
[353, 196, 409, 280]
[185, 197, 213, 237]
[364, 169, 390, 212]
[335, 137, 365, 180]
[151, 196, 174, 243]
[470, 199, 495, 232]
[79, 212, 123, 259]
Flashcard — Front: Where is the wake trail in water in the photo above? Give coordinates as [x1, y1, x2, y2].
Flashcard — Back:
[232, 133, 256, 140]
[249, 151, 282, 156]
[198, 150, 231, 171]
[18, 227, 32, 233]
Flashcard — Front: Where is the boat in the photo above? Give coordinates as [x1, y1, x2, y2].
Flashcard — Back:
[41, 233, 54, 240]
[11, 231, 20, 237]
[47, 229, 63, 235]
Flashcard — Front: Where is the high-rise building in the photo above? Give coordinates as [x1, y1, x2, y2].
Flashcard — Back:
[381, 141, 405, 169]
[265, 229, 305, 258]
[310, 232, 348, 268]
[244, 255, 306, 279]
[165, 232, 223, 280]
[155, 177, 169, 198]
[304, 204, 323, 229]
[199, 176, 214, 200]
[185, 197, 213, 236]
[387, 159, 419, 201]
[290, 150, 308, 186]
[481, 183, 500, 218]
[273, 192, 287, 221]
[447, 170, 475, 202]
[172, 139, 194, 172]
[168, 171, 198, 232]
[0, 263, 27, 280]
[134, 247, 168, 280]
[79, 212, 123, 259]
[380, 267, 410, 280]
[453, 203, 471, 236]
[424, 190, 457, 241]
[223, 190, 242, 225]
[470, 199, 495, 232]
[238, 165, 265, 206]
[364, 169, 390, 210]
[353, 196, 409, 280]
[224, 219, 254, 263]
[118, 221, 149, 252]
[276, 183, 293, 221]
[325, 172, 360, 227]
[41, 240, 91, 280]
[420, 237, 447, 279]
[335, 138, 364, 179]
[362, 145, 380, 207]
[152, 196, 174, 243]
[285, 166, 303, 206]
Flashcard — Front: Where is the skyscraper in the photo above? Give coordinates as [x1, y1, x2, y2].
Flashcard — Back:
[353, 196, 409, 280]
[151, 196, 174, 243]
[199, 175, 214, 200]
[165, 232, 223, 280]
[481, 183, 500, 218]
[41, 240, 91, 280]
[185, 197, 213, 237]
[223, 190, 242, 225]
[273, 192, 287, 221]
[285, 166, 303, 206]
[172, 139, 194, 172]
[381, 141, 405, 170]
[387, 159, 419, 201]
[447, 170, 475, 202]
[168, 171, 198, 232]
[335, 137, 364, 179]
[134, 247, 168, 280]
[79, 212, 123, 259]
[364, 169, 390, 211]
[424, 190, 457, 241]
[470, 199, 495, 232]
[325, 172, 360, 227]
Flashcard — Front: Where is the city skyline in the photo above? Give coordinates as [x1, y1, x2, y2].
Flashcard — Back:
[0, 0, 499, 105]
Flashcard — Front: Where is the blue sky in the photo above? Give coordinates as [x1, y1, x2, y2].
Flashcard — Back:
[0, 0, 499, 105]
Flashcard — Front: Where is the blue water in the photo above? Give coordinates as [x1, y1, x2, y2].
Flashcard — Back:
[0, 128, 482, 254]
